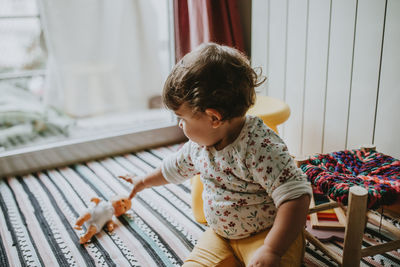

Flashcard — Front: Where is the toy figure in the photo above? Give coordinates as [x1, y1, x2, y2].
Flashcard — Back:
[74, 176, 134, 244]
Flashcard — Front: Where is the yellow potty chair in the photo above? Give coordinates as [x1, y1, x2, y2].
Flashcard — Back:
[191, 95, 291, 224]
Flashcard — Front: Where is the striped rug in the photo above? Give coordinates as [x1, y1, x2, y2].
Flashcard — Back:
[0, 144, 399, 266]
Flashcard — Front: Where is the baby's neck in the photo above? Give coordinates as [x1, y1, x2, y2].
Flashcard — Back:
[213, 116, 246, 151]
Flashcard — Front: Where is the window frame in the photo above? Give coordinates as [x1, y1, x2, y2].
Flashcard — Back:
[0, 10, 46, 79]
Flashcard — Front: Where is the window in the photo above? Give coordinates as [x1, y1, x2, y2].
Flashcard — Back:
[0, 0, 48, 152]
[0, 0, 177, 155]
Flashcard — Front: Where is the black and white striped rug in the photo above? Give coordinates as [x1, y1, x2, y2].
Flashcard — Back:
[0, 144, 398, 266]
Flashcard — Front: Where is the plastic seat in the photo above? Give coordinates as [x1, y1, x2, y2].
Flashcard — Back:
[247, 95, 290, 134]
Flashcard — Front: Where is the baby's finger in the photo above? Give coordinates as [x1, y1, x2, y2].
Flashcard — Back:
[118, 175, 134, 184]
[129, 188, 137, 199]
[128, 179, 146, 199]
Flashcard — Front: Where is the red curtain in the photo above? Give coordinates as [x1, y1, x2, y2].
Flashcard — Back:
[173, 0, 245, 62]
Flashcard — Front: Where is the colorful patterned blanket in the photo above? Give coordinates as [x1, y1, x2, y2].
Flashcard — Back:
[300, 149, 400, 209]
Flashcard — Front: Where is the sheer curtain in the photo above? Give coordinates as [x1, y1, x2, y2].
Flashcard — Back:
[39, 0, 164, 117]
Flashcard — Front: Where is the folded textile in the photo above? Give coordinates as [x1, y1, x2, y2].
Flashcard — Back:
[0, 84, 74, 148]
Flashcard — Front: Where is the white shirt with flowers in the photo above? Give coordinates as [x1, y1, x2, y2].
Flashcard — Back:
[162, 115, 311, 239]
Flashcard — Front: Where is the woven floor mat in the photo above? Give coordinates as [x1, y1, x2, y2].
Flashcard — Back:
[0, 144, 398, 266]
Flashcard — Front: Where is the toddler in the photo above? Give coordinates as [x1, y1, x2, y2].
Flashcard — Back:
[123, 43, 311, 267]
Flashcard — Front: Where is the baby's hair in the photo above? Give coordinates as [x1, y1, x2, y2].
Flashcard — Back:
[162, 43, 265, 120]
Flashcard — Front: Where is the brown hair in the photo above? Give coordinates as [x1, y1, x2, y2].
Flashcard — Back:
[162, 43, 265, 120]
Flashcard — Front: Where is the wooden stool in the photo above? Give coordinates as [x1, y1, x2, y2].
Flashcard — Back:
[297, 146, 400, 266]
[191, 95, 291, 224]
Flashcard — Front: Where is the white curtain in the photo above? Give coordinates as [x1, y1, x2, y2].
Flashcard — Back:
[39, 0, 164, 117]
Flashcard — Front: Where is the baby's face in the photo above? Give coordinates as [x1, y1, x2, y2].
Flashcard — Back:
[175, 104, 223, 147]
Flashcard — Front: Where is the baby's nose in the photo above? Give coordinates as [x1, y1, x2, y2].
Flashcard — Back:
[178, 119, 183, 129]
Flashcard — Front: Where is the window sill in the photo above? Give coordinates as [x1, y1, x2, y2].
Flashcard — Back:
[0, 121, 186, 178]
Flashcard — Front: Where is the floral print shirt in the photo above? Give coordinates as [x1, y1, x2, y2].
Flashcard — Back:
[162, 115, 311, 239]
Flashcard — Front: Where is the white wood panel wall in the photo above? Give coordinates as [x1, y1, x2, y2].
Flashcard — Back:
[252, 0, 400, 159]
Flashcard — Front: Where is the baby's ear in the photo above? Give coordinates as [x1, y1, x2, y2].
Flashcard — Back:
[205, 109, 222, 128]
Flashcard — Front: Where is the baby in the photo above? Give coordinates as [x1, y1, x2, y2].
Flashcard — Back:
[122, 43, 311, 267]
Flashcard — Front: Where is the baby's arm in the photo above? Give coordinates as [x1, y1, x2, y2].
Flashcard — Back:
[121, 142, 197, 199]
[248, 194, 310, 267]
[122, 167, 169, 199]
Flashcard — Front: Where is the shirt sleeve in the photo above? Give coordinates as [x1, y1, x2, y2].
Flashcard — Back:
[161, 141, 200, 184]
[249, 129, 312, 207]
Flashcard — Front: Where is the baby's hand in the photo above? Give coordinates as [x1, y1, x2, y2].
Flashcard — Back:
[118, 174, 134, 184]
[118, 174, 146, 199]
[248, 244, 280, 267]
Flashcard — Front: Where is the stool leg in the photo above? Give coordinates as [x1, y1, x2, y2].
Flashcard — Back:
[342, 186, 368, 267]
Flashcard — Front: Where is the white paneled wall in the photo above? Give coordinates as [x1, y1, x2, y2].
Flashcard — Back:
[251, 0, 400, 159]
